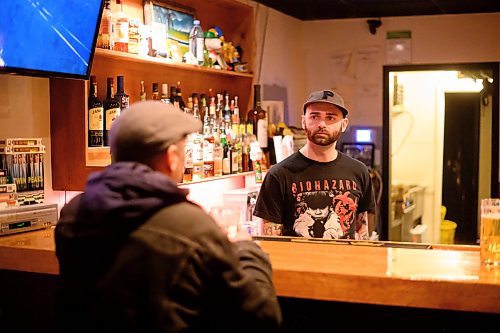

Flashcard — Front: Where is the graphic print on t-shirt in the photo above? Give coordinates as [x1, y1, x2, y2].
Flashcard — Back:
[291, 179, 358, 239]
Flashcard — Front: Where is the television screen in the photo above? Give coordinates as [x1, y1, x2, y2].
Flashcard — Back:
[0, 0, 103, 79]
[341, 143, 375, 168]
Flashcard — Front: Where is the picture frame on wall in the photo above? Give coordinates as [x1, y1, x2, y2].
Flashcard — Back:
[144, 1, 195, 61]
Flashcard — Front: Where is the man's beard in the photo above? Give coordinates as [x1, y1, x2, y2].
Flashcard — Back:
[304, 123, 342, 146]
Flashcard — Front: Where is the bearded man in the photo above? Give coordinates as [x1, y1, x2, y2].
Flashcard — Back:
[254, 90, 374, 239]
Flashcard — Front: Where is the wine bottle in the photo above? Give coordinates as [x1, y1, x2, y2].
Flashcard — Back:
[247, 84, 268, 150]
[103, 77, 121, 146]
[88, 76, 104, 147]
[140, 80, 146, 101]
[152, 82, 160, 100]
[115, 75, 129, 109]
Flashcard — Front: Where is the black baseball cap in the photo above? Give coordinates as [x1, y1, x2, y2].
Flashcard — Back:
[303, 90, 349, 117]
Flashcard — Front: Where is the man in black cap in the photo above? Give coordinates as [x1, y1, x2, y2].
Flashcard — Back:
[254, 90, 374, 239]
[55, 101, 281, 333]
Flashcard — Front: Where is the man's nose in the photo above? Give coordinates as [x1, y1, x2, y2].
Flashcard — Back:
[317, 118, 327, 128]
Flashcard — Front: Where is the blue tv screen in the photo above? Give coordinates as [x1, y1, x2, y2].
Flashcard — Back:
[0, 0, 103, 79]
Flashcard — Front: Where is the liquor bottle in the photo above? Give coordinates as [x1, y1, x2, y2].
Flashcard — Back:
[231, 139, 238, 174]
[152, 82, 160, 100]
[203, 129, 214, 178]
[113, 0, 129, 53]
[183, 134, 194, 183]
[192, 97, 200, 120]
[224, 93, 231, 127]
[160, 83, 170, 104]
[115, 75, 129, 109]
[103, 77, 121, 146]
[231, 98, 239, 136]
[189, 19, 205, 65]
[209, 96, 217, 128]
[140, 80, 146, 101]
[192, 134, 204, 181]
[88, 76, 104, 147]
[200, 93, 208, 123]
[221, 132, 230, 175]
[247, 84, 268, 150]
[170, 85, 178, 110]
[241, 134, 250, 172]
[176, 82, 186, 110]
[213, 130, 223, 177]
[250, 141, 263, 183]
[97, 0, 113, 49]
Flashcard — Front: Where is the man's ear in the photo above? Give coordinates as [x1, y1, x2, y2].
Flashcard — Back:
[340, 117, 349, 133]
[166, 144, 179, 172]
[301, 114, 306, 129]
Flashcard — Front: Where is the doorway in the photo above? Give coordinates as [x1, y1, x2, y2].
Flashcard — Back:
[381, 63, 499, 244]
[442, 93, 480, 243]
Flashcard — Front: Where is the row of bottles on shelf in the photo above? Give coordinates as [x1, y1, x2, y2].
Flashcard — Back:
[98, 0, 139, 53]
[87, 76, 268, 181]
[97, 0, 242, 71]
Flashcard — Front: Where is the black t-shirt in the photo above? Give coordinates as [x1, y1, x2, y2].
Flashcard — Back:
[254, 151, 375, 239]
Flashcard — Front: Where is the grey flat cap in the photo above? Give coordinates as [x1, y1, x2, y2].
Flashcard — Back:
[109, 101, 202, 162]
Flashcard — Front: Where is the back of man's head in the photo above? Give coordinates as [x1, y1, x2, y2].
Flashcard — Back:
[109, 101, 201, 164]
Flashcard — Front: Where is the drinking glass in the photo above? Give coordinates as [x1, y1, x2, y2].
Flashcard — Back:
[209, 206, 241, 239]
[480, 199, 500, 268]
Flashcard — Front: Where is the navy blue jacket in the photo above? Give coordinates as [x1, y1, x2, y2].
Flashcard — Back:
[55, 162, 281, 333]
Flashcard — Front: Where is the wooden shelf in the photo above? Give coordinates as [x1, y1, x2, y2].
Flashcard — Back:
[94, 48, 253, 78]
[50, 0, 255, 191]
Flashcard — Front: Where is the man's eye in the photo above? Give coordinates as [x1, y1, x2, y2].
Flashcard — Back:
[326, 116, 335, 121]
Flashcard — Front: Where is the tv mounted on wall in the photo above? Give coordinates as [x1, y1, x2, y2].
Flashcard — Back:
[0, 0, 103, 80]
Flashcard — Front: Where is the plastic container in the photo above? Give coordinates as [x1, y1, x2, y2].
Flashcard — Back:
[409, 224, 427, 243]
[440, 220, 457, 244]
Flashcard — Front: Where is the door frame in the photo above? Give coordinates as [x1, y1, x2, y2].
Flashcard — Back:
[381, 62, 499, 241]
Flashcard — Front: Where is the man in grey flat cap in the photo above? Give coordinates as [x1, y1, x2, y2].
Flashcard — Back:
[254, 90, 375, 240]
[55, 101, 281, 333]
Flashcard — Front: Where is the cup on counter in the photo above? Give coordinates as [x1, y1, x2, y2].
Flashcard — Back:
[480, 199, 500, 268]
[209, 206, 241, 239]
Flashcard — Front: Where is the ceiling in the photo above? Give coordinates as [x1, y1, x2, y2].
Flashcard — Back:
[253, 0, 500, 21]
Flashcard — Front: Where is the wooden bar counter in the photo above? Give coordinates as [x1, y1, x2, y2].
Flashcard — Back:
[1, 229, 499, 315]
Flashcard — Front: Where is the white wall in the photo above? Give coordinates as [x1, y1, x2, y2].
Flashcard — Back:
[295, 13, 500, 128]
[254, 4, 306, 127]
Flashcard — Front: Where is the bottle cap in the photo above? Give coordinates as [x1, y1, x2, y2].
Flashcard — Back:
[193, 19, 200, 25]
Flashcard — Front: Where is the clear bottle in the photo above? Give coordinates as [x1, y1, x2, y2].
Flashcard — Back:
[203, 129, 215, 178]
[103, 77, 121, 146]
[115, 75, 129, 109]
[192, 134, 204, 181]
[88, 76, 104, 147]
[97, 0, 113, 50]
[113, 0, 129, 53]
[189, 19, 205, 65]
[183, 134, 194, 183]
